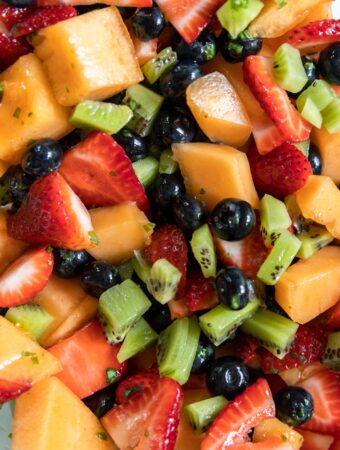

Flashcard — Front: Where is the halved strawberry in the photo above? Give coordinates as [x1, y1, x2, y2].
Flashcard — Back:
[287, 19, 340, 54]
[101, 377, 183, 450]
[37, 0, 151, 6]
[331, 438, 340, 450]
[251, 113, 287, 155]
[298, 429, 334, 450]
[243, 55, 311, 143]
[155, 0, 224, 43]
[0, 32, 30, 70]
[0, 6, 35, 30]
[0, 245, 53, 308]
[179, 270, 218, 312]
[168, 297, 191, 319]
[0, 379, 31, 403]
[115, 368, 159, 404]
[60, 131, 149, 214]
[324, 300, 340, 331]
[7, 172, 96, 250]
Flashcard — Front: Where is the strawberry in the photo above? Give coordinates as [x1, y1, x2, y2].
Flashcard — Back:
[297, 368, 340, 436]
[168, 296, 191, 319]
[11, 6, 77, 37]
[251, 113, 287, 155]
[0, 32, 30, 70]
[36, 0, 152, 6]
[324, 300, 340, 331]
[115, 368, 159, 404]
[298, 429, 335, 450]
[155, 0, 224, 43]
[0, 245, 53, 308]
[60, 131, 149, 214]
[331, 438, 340, 450]
[201, 378, 275, 450]
[101, 377, 183, 450]
[235, 334, 261, 368]
[144, 225, 188, 294]
[0, 379, 31, 403]
[287, 19, 340, 54]
[179, 270, 218, 312]
[7, 172, 96, 250]
[243, 56, 311, 143]
[247, 142, 312, 199]
[0, 6, 35, 30]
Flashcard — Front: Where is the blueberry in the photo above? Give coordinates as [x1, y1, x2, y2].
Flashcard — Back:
[172, 194, 207, 232]
[211, 198, 256, 241]
[318, 43, 340, 85]
[155, 106, 197, 146]
[275, 386, 314, 427]
[206, 356, 250, 400]
[151, 173, 185, 209]
[191, 334, 215, 374]
[53, 249, 92, 279]
[308, 143, 322, 175]
[159, 61, 202, 99]
[0, 165, 34, 209]
[80, 261, 121, 297]
[216, 267, 249, 310]
[83, 384, 117, 418]
[117, 6, 136, 20]
[2, 0, 35, 7]
[176, 31, 217, 64]
[144, 301, 172, 333]
[115, 129, 148, 162]
[131, 7, 165, 41]
[219, 30, 262, 64]
[22, 139, 63, 178]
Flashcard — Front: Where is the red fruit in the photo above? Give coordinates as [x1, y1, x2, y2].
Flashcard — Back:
[236, 335, 261, 368]
[324, 300, 340, 331]
[201, 378, 275, 450]
[60, 131, 149, 214]
[0, 32, 30, 70]
[331, 438, 340, 450]
[251, 113, 287, 155]
[287, 19, 340, 53]
[7, 172, 96, 250]
[0, 379, 31, 403]
[144, 225, 188, 294]
[0, 6, 35, 30]
[247, 142, 312, 199]
[179, 270, 218, 312]
[0, 246, 53, 308]
[298, 368, 340, 436]
[168, 296, 191, 319]
[115, 368, 159, 404]
[101, 377, 183, 450]
[37, 0, 151, 5]
[243, 55, 311, 143]
[155, 0, 224, 43]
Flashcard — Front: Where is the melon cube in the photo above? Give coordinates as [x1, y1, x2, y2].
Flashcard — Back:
[0, 210, 28, 273]
[32, 7, 143, 106]
[311, 127, 340, 185]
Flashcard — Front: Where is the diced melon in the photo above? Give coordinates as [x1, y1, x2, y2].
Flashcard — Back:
[186, 72, 252, 147]
[32, 7, 143, 106]
[0, 54, 72, 164]
[0, 210, 28, 273]
[0, 160, 9, 176]
[12, 377, 116, 450]
[299, 0, 333, 25]
[275, 246, 340, 324]
[172, 142, 259, 210]
[88, 203, 153, 264]
[253, 418, 303, 450]
[311, 128, 340, 184]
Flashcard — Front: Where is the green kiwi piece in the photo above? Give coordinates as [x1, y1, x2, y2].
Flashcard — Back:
[293, 140, 310, 156]
[257, 230, 301, 285]
[146, 258, 182, 304]
[159, 149, 178, 174]
[5, 304, 53, 342]
[273, 43, 308, 93]
[297, 224, 333, 259]
[284, 195, 312, 233]
[199, 300, 259, 346]
[142, 47, 178, 85]
[184, 396, 228, 433]
[190, 224, 217, 278]
[296, 80, 335, 112]
[123, 84, 164, 137]
[297, 96, 323, 128]
[322, 97, 340, 134]
[241, 308, 299, 359]
[322, 331, 340, 371]
[98, 279, 151, 344]
[70, 100, 132, 134]
[131, 250, 151, 283]
[117, 260, 134, 281]
[132, 156, 159, 187]
[117, 318, 158, 363]
[217, 0, 264, 38]
[260, 194, 292, 247]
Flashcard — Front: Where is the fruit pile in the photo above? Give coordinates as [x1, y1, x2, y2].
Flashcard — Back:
[0, 0, 340, 449]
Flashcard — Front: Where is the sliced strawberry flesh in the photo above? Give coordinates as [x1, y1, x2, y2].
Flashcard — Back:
[0, 378, 31, 403]
[0, 6, 35, 30]
[287, 19, 340, 52]
[178, 271, 218, 312]
[0, 32, 30, 70]
[115, 368, 159, 404]
[324, 300, 340, 330]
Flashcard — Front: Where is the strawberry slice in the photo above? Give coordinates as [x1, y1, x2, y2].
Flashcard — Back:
[297, 368, 340, 436]
[7, 172, 96, 250]
[60, 131, 149, 214]
[287, 19, 340, 54]
[178, 270, 218, 312]
[0, 6, 35, 30]
[0, 379, 31, 403]
[251, 113, 287, 155]
[115, 368, 159, 404]
[0, 32, 30, 70]
[11, 6, 77, 37]
[201, 378, 275, 450]
[155, 0, 224, 43]
[0, 245, 53, 308]
[324, 300, 340, 331]
[243, 56, 311, 143]
[101, 377, 183, 450]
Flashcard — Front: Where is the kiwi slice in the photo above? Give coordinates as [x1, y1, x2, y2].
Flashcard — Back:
[260, 194, 292, 247]
[284, 195, 312, 233]
[98, 279, 151, 344]
[142, 47, 178, 85]
[293, 140, 310, 156]
[241, 308, 299, 359]
[199, 300, 259, 346]
[5, 304, 53, 342]
[131, 250, 151, 283]
[297, 224, 333, 259]
[159, 149, 178, 175]
[273, 43, 308, 94]
[184, 396, 228, 433]
[322, 97, 340, 134]
[296, 80, 335, 113]
[146, 258, 182, 304]
[322, 331, 340, 371]
[70, 100, 133, 134]
[132, 156, 159, 187]
[117, 318, 158, 363]
[190, 224, 217, 278]
[297, 96, 323, 128]
[123, 84, 164, 137]
[257, 230, 301, 285]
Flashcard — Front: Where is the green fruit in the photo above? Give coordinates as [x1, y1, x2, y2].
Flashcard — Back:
[217, 0, 264, 39]
[142, 47, 178, 85]
[117, 318, 158, 363]
[260, 194, 292, 247]
[132, 156, 159, 187]
[146, 258, 182, 304]
[185, 396, 228, 432]
[322, 331, 340, 371]
[273, 43, 308, 93]
[190, 224, 217, 278]
[5, 304, 53, 342]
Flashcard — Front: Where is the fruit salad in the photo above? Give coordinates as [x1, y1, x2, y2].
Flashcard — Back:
[0, 0, 340, 449]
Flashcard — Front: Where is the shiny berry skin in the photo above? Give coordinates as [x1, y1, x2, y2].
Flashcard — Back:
[176, 32, 217, 64]
[151, 173, 185, 210]
[211, 198, 256, 241]
[215, 267, 249, 310]
[22, 139, 63, 178]
[144, 301, 172, 333]
[206, 356, 250, 400]
[155, 106, 197, 146]
[80, 261, 121, 297]
[191, 334, 215, 374]
[308, 143, 322, 175]
[159, 61, 203, 99]
[2, 0, 35, 7]
[0, 165, 34, 209]
[172, 194, 207, 232]
[275, 386, 314, 427]
[83, 384, 117, 418]
[219, 30, 262, 64]
[318, 43, 340, 85]
[53, 249, 92, 278]
[131, 7, 165, 41]
[115, 129, 148, 162]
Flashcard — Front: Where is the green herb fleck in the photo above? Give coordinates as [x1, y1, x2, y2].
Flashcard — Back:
[275, 0, 287, 7]
[144, 430, 149, 437]
[123, 385, 143, 398]
[13, 107, 21, 119]
[109, 170, 116, 177]
[8, 433, 12, 439]
[143, 222, 155, 233]
[96, 432, 107, 441]
[270, 367, 279, 374]
[281, 434, 288, 442]
[199, 188, 206, 195]
[0, 82, 4, 102]
[27, 139, 37, 147]
[88, 230, 99, 245]
[106, 368, 118, 384]
[21, 351, 35, 357]
[46, 244, 52, 253]
[31, 356, 39, 365]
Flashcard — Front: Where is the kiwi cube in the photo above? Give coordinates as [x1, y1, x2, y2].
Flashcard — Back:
[142, 47, 178, 85]
[190, 224, 217, 278]
[184, 396, 228, 433]
[132, 156, 159, 187]
[146, 258, 182, 304]
[217, 0, 264, 39]
[5, 304, 53, 342]
[117, 318, 158, 363]
[260, 194, 292, 247]
[322, 331, 340, 371]
[273, 43, 308, 94]
[297, 225, 333, 259]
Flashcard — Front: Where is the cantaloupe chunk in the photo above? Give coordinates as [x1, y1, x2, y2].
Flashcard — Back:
[300, 0, 333, 25]
[172, 143, 259, 210]
[311, 128, 340, 184]
[295, 175, 340, 239]
[0, 54, 72, 164]
[186, 72, 252, 147]
[88, 203, 152, 264]
[12, 377, 116, 450]
[0, 210, 28, 273]
[32, 7, 143, 106]
[253, 418, 303, 450]
[275, 246, 340, 324]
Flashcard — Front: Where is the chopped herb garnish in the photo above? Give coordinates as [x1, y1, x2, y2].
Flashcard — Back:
[109, 171, 116, 176]
[46, 244, 52, 253]
[31, 356, 39, 365]
[281, 434, 288, 441]
[0, 82, 4, 102]
[21, 351, 35, 357]
[275, 0, 287, 7]
[123, 385, 143, 398]
[27, 139, 37, 147]
[8, 433, 12, 439]
[199, 188, 206, 195]
[106, 368, 118, 384]
[88, 230, 99, 245]
[143, 222, 155, 233]
[144, 430, 149, 437]
[13, 107, 21, 119]
[96, 432, 107, 441]
[270, 367, 279, 374]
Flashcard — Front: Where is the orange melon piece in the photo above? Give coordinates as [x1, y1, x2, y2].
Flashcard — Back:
[300, 0, 333, 24]
[32, 7, 143, 106]
[88, 203, 152, 264]
[172, 142, 259, 210]
[275, 246, 340, 324]
[0, 160, 9, 176]
[253, 418, 303, 450]
[279, 363, 324, 386]
[295, 175, 340, 239]
[0, 210, 28, 273]
[12, 376, 116, 450]
[186, 72, 252, 147]
[0, 54, 72, 164]
[311, 128, 340, 185]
